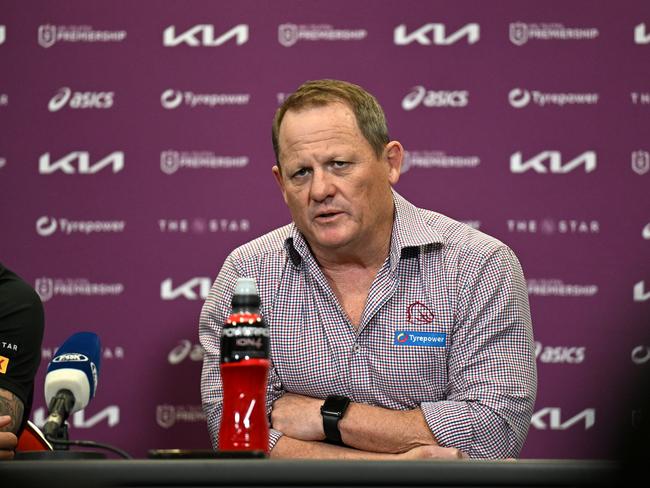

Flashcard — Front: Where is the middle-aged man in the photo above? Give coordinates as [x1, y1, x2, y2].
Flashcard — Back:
[0, 263, 45, 459]
[200, 79, 536, 459]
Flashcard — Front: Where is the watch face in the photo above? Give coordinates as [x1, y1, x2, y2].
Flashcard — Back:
[321, 395, 350, 417]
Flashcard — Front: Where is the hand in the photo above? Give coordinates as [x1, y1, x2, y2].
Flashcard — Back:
[398, 444, 468, 460]
[0, 416, 17, 460]
[271, 393, 325, 441]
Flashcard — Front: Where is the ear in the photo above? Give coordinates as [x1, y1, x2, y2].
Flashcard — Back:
[384, 141, 403, 185]
[272, 165, 289, 204]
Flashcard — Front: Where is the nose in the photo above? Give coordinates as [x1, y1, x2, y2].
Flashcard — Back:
[309, 167, 335, 202]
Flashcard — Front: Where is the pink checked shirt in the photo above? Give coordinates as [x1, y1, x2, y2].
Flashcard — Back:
[200, 191, 536, 458]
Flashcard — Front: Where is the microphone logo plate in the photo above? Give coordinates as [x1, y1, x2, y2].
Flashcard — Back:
[52, 353, 89, 363]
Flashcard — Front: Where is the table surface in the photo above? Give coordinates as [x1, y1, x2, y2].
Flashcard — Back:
[2, 458, 620, 488]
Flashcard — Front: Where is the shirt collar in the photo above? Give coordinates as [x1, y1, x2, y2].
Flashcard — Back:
[284, 189, 445, 268]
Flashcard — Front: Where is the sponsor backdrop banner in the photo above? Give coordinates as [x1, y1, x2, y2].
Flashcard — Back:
[0, 0, 648, 459]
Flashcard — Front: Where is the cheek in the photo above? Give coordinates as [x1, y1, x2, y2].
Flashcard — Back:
[285, 192, 308, 216]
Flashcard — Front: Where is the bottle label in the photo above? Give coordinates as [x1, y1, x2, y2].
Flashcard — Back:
[221, 312, 269, 363]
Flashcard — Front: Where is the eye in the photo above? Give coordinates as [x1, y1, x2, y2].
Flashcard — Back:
[331, 160, 350, 169]
[291, 167, 311, 179]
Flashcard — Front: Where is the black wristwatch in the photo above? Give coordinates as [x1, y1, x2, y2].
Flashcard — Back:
[320, 395, 350, 445]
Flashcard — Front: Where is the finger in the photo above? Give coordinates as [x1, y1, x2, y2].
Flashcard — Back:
[0, 449, 16, 460]
[0, 432, 18, 448]
[0, 415, 12, 428]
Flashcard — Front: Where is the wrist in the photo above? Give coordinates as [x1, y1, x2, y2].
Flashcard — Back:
[320, 395, 350, 445]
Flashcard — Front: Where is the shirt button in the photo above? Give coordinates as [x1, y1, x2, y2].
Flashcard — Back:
[352, 344, 361, 353]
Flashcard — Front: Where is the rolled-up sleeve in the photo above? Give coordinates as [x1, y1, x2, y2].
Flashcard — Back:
[421, 245, 537, 458]
[199, 252, 285, 452]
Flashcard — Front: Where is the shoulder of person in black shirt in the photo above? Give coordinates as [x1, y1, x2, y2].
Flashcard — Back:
[0, 263, 45, 437]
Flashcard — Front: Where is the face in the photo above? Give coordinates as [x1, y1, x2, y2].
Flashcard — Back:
[273, 103, 402, 258]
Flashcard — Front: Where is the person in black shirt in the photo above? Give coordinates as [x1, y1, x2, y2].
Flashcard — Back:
[0, 263, 44, 459]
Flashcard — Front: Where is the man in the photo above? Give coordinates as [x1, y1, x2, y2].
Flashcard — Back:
[200, 79, 536, 459]
[0, 263, 45, 459]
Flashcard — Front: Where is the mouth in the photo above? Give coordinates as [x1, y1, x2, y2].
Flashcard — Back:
[314, 211, 343, 222]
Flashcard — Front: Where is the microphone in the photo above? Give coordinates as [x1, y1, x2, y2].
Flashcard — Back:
[42, 332, 101, 439]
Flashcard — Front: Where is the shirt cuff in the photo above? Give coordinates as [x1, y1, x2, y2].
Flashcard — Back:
[268, 428, 284, 452]
[421, 401, 473, 454]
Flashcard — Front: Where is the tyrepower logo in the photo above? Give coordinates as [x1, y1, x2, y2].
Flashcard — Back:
[35, 216, 126, 237]
[48, 87, 114, 112]
[631, 345, 650, 365]
[535, 341, 585, 364]
[508, 88, 598, 108]
[510, 151, 596, 174]
[39, 151, 124, 174]
[635, 23, 650, 44]
[394, 23, 479, 45]
[402, 86, 468, 110]
[160, 277, 211, 300]
[163, 24, 248, 46]
[531, 408, 595, 430]
[160, 89, 250, 109]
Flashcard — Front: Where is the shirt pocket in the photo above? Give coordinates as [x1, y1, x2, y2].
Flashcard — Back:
[370, 322, 449, 407]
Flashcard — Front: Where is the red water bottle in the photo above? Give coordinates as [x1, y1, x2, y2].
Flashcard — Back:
[219, 278, 270, 453]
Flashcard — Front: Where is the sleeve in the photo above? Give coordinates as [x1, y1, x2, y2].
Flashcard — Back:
[199, 253, 285, 452]
[420, 245, 537, 459]
[0, 271, 45, 430]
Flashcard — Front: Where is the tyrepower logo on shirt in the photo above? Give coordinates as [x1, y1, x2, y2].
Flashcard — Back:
[394, 331, 446, 347]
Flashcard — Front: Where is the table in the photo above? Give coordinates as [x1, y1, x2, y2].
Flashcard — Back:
[2, 459, 619, 488]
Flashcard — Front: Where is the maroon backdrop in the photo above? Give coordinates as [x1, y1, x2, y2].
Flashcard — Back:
[0, 0, 648, 459]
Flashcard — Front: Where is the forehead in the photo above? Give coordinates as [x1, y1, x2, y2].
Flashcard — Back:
[278, 103, 365, 159]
